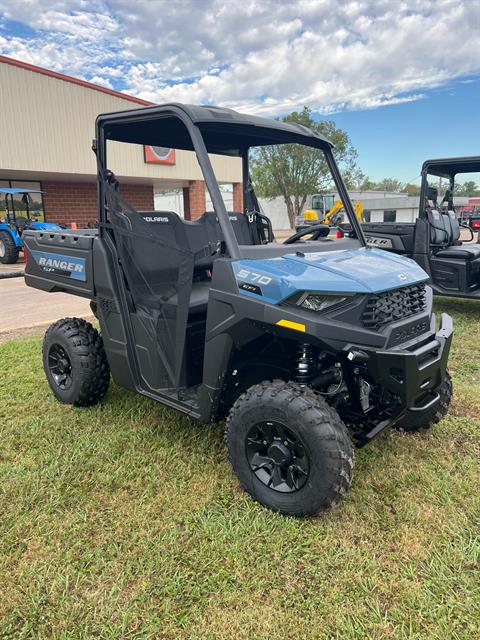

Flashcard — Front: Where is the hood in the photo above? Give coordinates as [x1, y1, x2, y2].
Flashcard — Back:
[232, 247, 428, 305]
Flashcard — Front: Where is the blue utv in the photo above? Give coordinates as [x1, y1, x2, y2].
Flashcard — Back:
[0, 188, 61, 264]
[23, 104, 453, 517]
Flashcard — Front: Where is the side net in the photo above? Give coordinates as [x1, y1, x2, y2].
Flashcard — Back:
[104, 180, 195, 390]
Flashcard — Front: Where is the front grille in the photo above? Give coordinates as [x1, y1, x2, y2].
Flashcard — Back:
[362, 284, 427, 331]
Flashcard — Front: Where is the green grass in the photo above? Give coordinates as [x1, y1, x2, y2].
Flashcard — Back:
[0, 298, 479, 639]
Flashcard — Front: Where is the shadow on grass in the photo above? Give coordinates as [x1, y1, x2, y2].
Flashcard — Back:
[434, 295, 479, 320]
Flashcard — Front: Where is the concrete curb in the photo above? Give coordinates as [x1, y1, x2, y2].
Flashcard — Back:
[0, 315, 96, 344]
[0, 270, 24, 279]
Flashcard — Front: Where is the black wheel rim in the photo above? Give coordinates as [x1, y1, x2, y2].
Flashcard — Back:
[48, 344, 73, 390]
[245, 421, 310, 493]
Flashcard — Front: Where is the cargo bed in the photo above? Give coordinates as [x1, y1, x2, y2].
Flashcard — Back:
[23, 228, 97, 298]
[340, 221, 416, 255]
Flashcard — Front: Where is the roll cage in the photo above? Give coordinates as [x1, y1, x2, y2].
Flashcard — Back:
[94, 103, 366, 254]
[419, 156, 480, 217]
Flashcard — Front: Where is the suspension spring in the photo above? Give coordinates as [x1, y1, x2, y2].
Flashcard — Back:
[295, 343, 316, 384]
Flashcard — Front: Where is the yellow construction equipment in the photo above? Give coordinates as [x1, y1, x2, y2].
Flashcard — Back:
[302, 194, 363, 226]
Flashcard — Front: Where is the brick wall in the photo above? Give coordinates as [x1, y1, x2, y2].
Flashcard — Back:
[183, 180, 206, 220]
[232, 182, 244, 212]
[43, 181, 154, 227]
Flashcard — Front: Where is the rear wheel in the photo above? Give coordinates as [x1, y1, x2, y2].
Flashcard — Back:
[225, 380, 354, 517]
[0, 230, 20, 264]
[43, 318, 110, 406]
[396, 370, 452, 432]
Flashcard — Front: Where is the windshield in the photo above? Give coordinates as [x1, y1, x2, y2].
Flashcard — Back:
[236, 143, 361, 247]
[427, 170, 480, 211]
[422, 170, 480, 230]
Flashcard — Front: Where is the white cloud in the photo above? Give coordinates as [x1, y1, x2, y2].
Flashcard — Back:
[87, 75, 114, 89]
[0, 0, 479, 115]
[1, 1, 117, 40]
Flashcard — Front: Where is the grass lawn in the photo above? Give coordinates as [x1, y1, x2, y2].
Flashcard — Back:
[0, 297, 479, 639]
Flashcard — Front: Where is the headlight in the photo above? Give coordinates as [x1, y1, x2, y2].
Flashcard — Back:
[298, 293, 350, 312]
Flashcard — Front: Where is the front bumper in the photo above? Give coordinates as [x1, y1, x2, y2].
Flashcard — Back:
[357, 313, 453, 443]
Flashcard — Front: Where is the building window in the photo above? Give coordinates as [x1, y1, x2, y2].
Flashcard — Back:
[383, 209, 396, 222]
[0, 180, 45, 222]
[362, 210, 371, 223]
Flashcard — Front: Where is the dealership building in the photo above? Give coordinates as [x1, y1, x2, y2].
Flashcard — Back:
[0, 55, 242, 227]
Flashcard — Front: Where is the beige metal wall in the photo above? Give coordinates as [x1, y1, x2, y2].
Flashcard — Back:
[0, 61, 241, 184]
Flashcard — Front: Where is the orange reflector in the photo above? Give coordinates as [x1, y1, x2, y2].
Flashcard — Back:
[276, 319, 306, 332]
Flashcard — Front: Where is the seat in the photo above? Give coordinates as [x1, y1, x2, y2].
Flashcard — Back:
[113, 210, 212, 311]
[436, 245, 480, 259]
[432, 209, 480, 259]
[442, 210, 461, 244]
[427, 209, 450, 245]
[199, 210, 255, 246]
[137, 211, 217, 271]
[14, 216, 29, 233]
[426, 206, 480, 259]
[226, 211, 255, 245]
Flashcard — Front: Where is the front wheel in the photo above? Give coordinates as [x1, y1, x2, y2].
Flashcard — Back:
[225, 380, 355, 517]
[43, 318, 110, 406]
[0, 230, 20, 264]
[396, 370, 452, 432]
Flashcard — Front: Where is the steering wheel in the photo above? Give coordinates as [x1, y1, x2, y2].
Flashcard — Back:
[283, 223, 330, 245]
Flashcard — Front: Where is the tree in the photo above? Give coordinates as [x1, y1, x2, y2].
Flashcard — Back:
[250, 107, 363, 227]
[357, 177, 378, 191]
[455, 180, 480, 196]
[373, 178, 404, 192]
[404, 183, 421, 196]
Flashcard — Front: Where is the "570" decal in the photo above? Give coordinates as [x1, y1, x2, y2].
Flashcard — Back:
[237, 268, 272, 285]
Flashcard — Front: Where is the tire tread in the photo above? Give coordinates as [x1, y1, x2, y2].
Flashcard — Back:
[225, 380, 354, 516]
[0, 230, 20, 264]
[43, 317, 110, 407]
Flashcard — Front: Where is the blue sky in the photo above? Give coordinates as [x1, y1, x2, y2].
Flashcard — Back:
[0, 0, 479, 182]
[331, 77, 480, 182]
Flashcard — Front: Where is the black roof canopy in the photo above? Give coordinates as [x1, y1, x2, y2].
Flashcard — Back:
[97, 103, 333, 156]
[423, 156, 480, 178]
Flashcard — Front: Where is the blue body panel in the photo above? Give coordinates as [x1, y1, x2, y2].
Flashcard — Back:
[0, 222, 23, 247]
[30, 221, 61, 231]
[232, 247, 428, 304]
[0, 221, 61, 248]
[29, 250, 87, 281]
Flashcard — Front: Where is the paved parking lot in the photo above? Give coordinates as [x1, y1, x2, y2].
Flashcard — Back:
[0, 277, 92, 337]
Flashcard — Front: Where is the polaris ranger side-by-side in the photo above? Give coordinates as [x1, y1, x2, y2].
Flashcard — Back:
[344, 157, 480, 300]
[23, 104, 453, 516]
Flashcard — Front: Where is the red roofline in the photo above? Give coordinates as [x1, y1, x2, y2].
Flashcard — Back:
[0, 54, 154, 106]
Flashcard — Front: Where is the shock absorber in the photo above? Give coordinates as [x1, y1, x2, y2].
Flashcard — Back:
[295, 343, 316, 384]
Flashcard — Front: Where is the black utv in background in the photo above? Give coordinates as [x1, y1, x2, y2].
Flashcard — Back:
[23, 104, 453, 517]
[341, 157, 480, 300]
